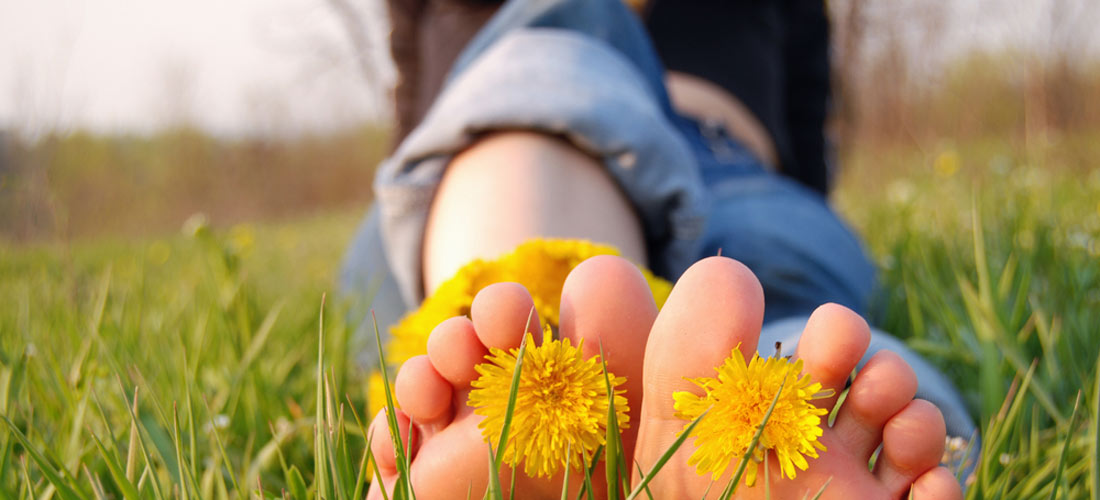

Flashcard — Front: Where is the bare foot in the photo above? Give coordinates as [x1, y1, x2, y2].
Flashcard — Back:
[367, 256, 657, 499]
[633, 256, 963, 500]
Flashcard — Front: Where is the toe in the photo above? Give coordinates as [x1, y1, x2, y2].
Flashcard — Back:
[832, 350, 918, 461]
[369, 408, 417, 476]
[875, 399, 948, 498]
[560, 255, 655, 386]
[427, 317, 488, 388]
[643, 256, 764, 419]
[910, 466, 963, 500]
[794, 303, 871, 411]
[470, 282, 543, 350]
[395, 355, 453, 425]
[559, 255, 657, 455]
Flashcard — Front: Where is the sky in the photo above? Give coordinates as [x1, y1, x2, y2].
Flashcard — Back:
[0, 0, 1095, 138]
[0, 0, 393, 138]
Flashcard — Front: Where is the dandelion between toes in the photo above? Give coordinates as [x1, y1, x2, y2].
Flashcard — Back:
[367, 253, 963, 500]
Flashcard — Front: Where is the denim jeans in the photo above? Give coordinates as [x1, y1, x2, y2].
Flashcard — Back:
[341, 0, 976, 449]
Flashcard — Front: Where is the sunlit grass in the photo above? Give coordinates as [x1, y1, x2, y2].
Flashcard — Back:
[1, 138, 1098, 498]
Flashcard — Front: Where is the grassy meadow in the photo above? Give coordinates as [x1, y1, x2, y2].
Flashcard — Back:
[2, 123, 1100, 497]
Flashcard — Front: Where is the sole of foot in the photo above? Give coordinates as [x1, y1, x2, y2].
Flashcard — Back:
[367, 255, 657, 499]
[633, 256, 963, 500]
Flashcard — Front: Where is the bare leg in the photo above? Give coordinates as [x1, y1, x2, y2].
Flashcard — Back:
[422, 131, 647, 294]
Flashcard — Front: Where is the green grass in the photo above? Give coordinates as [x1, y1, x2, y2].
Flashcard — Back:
[1, 138, 1099, 499]
[0, 211, 367, 499]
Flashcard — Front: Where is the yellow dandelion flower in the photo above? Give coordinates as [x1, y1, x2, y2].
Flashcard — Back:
[673, 345, 833, 486]
[228, 224, 255, 256]
[387, 239, 671, 366]
[147, 240, 171, 265]
[468, 329, 629, 478]
[933, 149, 961, 178]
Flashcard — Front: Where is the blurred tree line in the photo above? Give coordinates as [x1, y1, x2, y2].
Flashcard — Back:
[831, 0, 1100, 148]
[1, 0, 1098, 243]
[0, 127, 388, 241]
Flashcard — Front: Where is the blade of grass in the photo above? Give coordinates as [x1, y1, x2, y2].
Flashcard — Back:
[351, 434, 373, 500]
[1047, 392, 1083, 500]
[287, 465, 308, 500]
[404, 407, 416, 499]
[322, 376, 349, 500]
[172, 403, 201, 500]
[494, 309, 536, 470]
[88, 391, 126, 467]
[238, 301, 285, 373]
[988, 362, 1037, 458]
[956, 430, 979, 483]
[979, 362, 1034, 488]
[201, 396, 242, 498]
[958, 277, 1064, 425]
[1092, 354, 1099, 500]
[560, 443, 571, 500]
[805, 477, 831, 500]
[316, 294, 333, 500]
[486, 443, 503, 500]
[365, 433, 392, 500]
[717, 374, 789, 500]
[599, 344, 622, 500]
[89, 431, 141, 500]
[125, 388, 140, 483]
[345, 395, 373, 500]
[579, 451, 595, 500]
[114, 380, 169, 500]
[509, 447, 518, 500]
[632, 462, 653, 500]
[625, 411, 707, 500]
[84, 464, 109, 500]
[180, 343, 199, 483]
[371, 310, 414, 500]
[324, 419, 350, 500]
[0, 351, 27, 486]
[0, 430, 12, 499]
[572, 446, 604, 500]
[1, 416, 82, 500]
[19, 456, 35, 500]
[268, 421, 308, 500]
[701, 481, 714, 500]
[172, 406, 190, 500]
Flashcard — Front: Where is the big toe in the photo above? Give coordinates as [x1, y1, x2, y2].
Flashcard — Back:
[643, 256, 765, 420]
[559, 255, 658, 455]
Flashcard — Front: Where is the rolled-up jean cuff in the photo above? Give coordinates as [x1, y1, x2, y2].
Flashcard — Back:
[374, 29, 708, 306]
